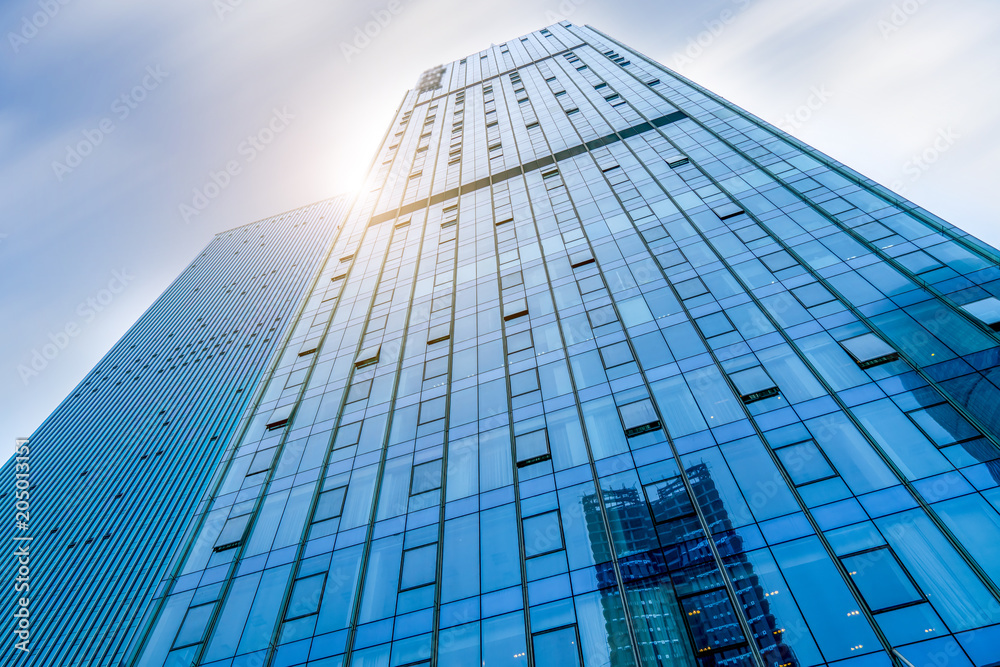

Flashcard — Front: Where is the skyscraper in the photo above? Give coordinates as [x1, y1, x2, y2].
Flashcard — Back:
[6, 20, 1000, 667]
[1, 198, 349, 666]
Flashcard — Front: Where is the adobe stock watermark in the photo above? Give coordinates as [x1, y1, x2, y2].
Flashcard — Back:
[878, 0, 932, 38]
[7, 0, 72, 54]
[213, 0, 245, 21]
[16, 269, 134, 385]
[51, 65, 169, 182]
[671, 0, 752, 72]
[178, 107, 294, 224]
[12, 437, 31, 654]
[890, 127, 959, 195]
[544, 0, 587, 24]
[340, 0, 404, 63]
[777, 85, 834, 133]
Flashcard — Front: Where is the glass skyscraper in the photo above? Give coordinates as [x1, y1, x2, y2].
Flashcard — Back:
[6, 20, 1000, 667]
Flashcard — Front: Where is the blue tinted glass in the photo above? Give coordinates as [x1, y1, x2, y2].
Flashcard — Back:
[531, 627, 581, 667]
[776, 441, 836, 486]
[841, 549, 922, 612]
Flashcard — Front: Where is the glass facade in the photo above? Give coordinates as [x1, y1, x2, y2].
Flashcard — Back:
[9, 20, 1000, 667]
[0, 198, 348, 666]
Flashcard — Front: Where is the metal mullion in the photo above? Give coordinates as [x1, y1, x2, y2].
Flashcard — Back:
[498, 95, 646, 665]
[526, 59, 768, 667]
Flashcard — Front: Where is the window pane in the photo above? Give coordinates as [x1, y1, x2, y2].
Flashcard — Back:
[776, 441, 835, 486]
[841, 548, 922, 612]
[907, 403, 979, 447]
[287, 573, 325, 619]
[840, 333, 898, 368]
[482, 611, 527, 667]
[644, 477, 694, 524]
[532, 627, 581, 667]
[730, 367, 778, 403]
[618, 399, 659, 436]
[516, 430, 550, 467]
[411, 460, 442, 494]
[523, 511, 563, 557]
[174, 603, 213, 647]
[400, 544, 438, 590]
[962, 296, 1000, 329]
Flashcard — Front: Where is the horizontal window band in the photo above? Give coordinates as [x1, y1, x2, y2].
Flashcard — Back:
[213, 541, 241, 553]
[367, 111, 688, 228]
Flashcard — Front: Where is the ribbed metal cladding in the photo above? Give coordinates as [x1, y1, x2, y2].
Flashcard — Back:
[0, 196, 349, 666]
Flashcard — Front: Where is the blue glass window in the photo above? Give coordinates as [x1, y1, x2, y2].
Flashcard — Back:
[599, 342, 633, 368]
[411, 460, 442, 495]
[775, 441, 836, 486]
[729, 367, 778, 404]
[523, 511, 564, 558]
[174, 603, 213, 648]
[532, 626, 582, 667]
[400, 544, 438, 591]
[840, 333, 898, 369]
[313, 486, 347, 522]
[617, 399, 660, 437]
[286, 573, 325, 619]
[841, 548, 923, 612]
[960, 296, 1000, 330]
[516, 430, 551, 467]
[906, 403, 979, 447]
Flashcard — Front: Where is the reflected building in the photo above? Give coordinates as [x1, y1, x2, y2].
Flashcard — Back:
[584, 464, 800, 667]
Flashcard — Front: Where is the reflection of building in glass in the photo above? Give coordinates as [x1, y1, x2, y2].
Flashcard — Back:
[684, 465, 799, 667]
[584, 487, 696, 666]
[584, 464, 799, 667]
[11, 18, 1000, 667]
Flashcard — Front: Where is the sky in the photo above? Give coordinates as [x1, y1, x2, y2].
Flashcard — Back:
[2, 0, 998, 459]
